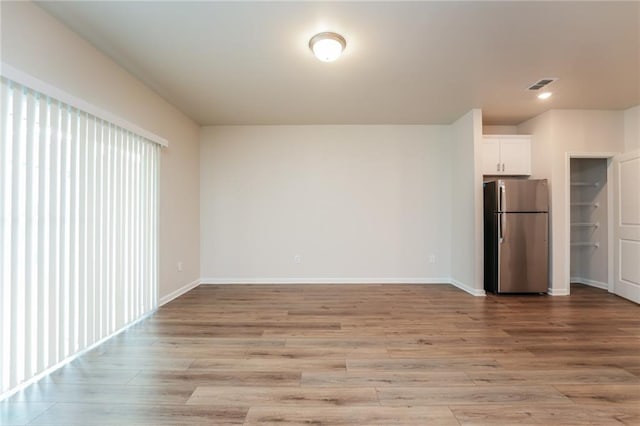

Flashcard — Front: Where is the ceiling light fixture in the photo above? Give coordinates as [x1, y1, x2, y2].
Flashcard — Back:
[537, 91, 552, 100]
[309, 32, 346, 62]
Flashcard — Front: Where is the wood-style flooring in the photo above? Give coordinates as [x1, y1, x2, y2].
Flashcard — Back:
[2, 283, 639, 425]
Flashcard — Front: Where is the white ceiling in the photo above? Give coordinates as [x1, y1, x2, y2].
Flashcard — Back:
[36, 1, 639, 126]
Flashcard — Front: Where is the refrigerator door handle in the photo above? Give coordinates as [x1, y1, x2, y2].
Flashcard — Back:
[501, 212, 506, 242]
[499, 184, 506, 243]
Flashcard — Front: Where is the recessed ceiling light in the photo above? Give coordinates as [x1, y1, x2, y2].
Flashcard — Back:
[309, 32, 346, 62]
[537, 91, 552, 100]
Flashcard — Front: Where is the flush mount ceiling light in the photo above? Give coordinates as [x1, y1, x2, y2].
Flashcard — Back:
[537, 91, 553, 100]
[309, 32, 346, 62]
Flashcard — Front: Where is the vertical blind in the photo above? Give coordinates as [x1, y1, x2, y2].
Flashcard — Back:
[0, 76, 159, 395]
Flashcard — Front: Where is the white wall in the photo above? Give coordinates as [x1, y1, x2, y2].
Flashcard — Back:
[518, 112, 553, 181]
[200, 125, 453, 283]
[483, 125, 518, 135]
[518, 112, 554, 291]
[1, 2, 201, 301]
[450, 109, 484, 295]
[624, 105, 640, 153]
[518, 110, 624, 294]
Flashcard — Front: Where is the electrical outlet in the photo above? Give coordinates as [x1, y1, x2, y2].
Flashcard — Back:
[177, 261, 183, 272]
[428, 255, 436, 264]
[294, 255, 302, 264]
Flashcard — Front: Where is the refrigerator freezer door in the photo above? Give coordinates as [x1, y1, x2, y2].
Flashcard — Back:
[484, 181, 500, 214]
[500, 179, 549, 212]
[499, 212, 549, 293]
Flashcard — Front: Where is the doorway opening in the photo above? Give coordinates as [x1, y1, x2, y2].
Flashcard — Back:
[568, 156, 614, 293]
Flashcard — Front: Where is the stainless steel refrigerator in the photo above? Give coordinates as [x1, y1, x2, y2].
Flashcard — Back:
[483, 179, 549, 293]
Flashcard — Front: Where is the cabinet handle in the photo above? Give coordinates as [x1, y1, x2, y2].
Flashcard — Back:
[502, 163, 505, 172]
[496, 163, 500, 172]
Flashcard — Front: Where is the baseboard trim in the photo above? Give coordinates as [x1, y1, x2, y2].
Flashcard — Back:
[548, 287, 570, 296]
[158, 278, 201, 307]
[200, 277, 485, 297]
[570, 276, 609, 290]
[200, 277, 450, 285]
[449, 278, 486, 296]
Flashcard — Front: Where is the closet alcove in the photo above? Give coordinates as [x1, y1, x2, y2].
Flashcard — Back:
[569, 158, 609, 289]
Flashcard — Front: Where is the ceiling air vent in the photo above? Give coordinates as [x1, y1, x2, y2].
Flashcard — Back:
[528, 78, 558, 91]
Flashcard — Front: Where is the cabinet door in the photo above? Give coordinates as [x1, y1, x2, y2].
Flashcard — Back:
[500, 137, 531, 175]
[482, 137, 502, 175]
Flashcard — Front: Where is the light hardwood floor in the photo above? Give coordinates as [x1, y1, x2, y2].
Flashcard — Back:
[2, 283, 639, 425]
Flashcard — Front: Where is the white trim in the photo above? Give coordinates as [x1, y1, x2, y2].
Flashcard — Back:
[200, 277, 487, 296]
[567, 152, 619, 159]
[606, 158, 616, 293]
[0, 308, 156, 402]
[473, 109, 486, 296]
[158, 279, 201, 307]
[564, 152, 618, 296]
[449, 278, 486, 296]
[570, 276, 609, 290]
[483, 134, 532, 139]
[0, 62, 168, 147]
[547, 287, 570, 296]
[200, 277, 450, 285]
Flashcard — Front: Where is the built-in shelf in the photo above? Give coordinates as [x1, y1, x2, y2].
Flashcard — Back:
[571, 222, 599, 228]
[569, 159, 607, 279]
[571, 242, 600, 248]
[570, 202, 600, 208]
[571, 181, 600, 187]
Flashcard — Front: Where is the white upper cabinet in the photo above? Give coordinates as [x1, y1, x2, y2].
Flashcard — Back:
[481, 135, 531, 176]
[481, 137, 502, 174]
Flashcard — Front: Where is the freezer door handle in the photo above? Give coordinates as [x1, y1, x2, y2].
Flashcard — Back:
[501, 183, 507, 212]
